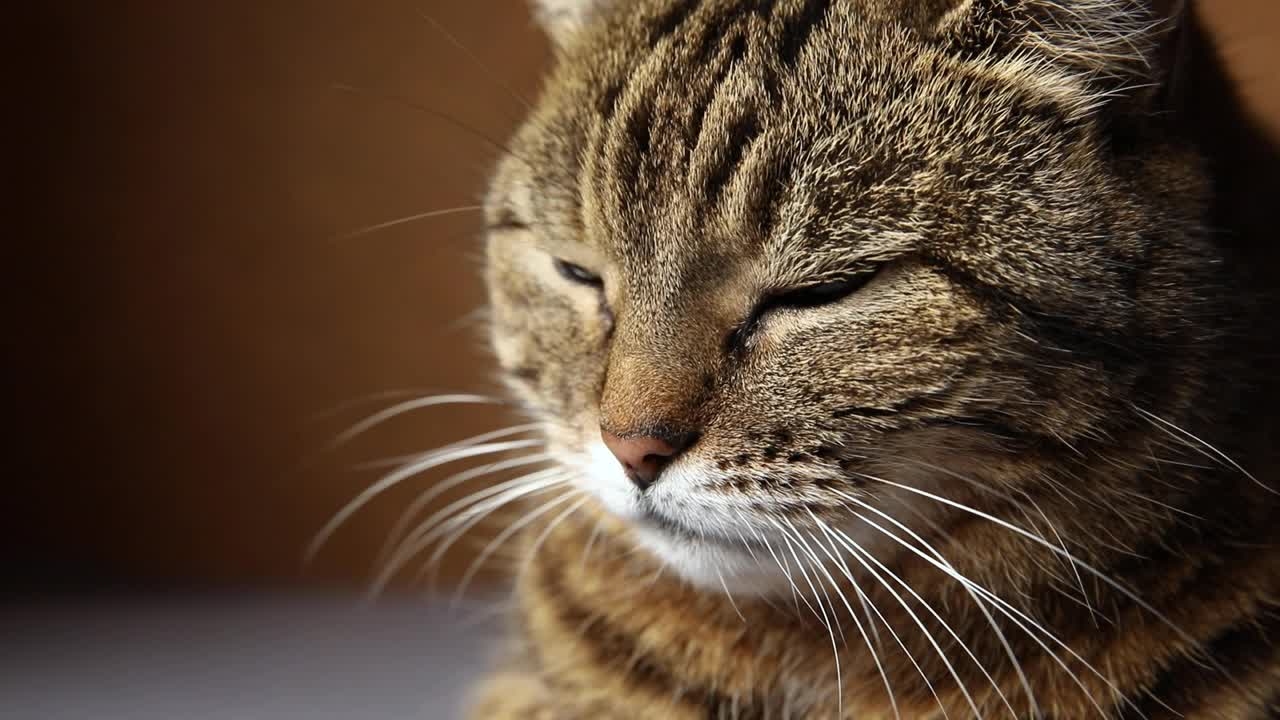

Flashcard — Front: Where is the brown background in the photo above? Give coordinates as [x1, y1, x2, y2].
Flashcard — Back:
[11, 2, 1279, 594]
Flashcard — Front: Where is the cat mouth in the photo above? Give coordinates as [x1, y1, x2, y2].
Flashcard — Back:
[635, 503, 770, 552]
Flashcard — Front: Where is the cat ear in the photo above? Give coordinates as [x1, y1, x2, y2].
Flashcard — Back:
[531, 0, 615, 46]
[928, 0, 1191, 119]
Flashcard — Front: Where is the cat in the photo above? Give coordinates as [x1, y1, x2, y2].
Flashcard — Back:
[467, 0, 1280, 717]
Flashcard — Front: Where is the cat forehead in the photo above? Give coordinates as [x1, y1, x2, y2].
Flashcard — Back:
[523, 57, 1032, 234]
[489, 0, 1118, 293]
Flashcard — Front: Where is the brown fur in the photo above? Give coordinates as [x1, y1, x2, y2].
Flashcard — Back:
[471, 0, 1280, 717]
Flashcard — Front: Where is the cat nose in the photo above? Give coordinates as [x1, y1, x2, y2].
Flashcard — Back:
[600, 428, 697, 490]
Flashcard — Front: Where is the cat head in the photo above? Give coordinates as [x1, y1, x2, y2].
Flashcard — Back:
[486, 0, 1215, 590]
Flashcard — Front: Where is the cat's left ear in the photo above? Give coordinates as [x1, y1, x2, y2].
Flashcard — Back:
[530, 0, 614, 47]
[928, 0, 1192, 119]
[1146, 0, 1192, 114]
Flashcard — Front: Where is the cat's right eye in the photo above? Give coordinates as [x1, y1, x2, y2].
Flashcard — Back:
[553, 258, 604, 288]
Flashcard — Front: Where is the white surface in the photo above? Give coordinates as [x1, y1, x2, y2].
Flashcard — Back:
[2, 593, 503, 720]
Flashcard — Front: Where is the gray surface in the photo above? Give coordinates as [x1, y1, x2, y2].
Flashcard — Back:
[2, 594, 503, 720]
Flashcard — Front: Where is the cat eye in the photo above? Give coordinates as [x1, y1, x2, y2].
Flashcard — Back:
[766, 267, 881, 310]
[725, 267, 882, 354]
[772, 276, 869, 308]
[553, 258, 603, 288]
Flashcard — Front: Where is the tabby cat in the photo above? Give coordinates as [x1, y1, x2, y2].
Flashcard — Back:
[468, 0, 1280, 717]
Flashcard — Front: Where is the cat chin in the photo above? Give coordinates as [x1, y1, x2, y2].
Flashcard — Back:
[630, 524, 798, 595]
[569, 442, 785, 593]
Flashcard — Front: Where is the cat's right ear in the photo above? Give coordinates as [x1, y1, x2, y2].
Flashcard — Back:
[923, 0, 1192, 120]
[531, 0, 614, 47]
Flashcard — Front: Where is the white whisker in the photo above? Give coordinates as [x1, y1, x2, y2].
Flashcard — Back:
[731, 522, 789, 617]
[453, 490, 588, 606]
[1018, 486, 1096, 625]
[819, 514, 1014, 719]
[789, 519, 901, 720]
[516, 493, 590, 588]
[821, 523, 979, 719]
[828, 488, 1038, 719]
[758, 522, 811, 616]
[419, 473, 573, 585]
[858, 471, 1218, 674]
[579, 514, 607, 573]
[773, 520, 844, 717]
[375, 449, 550, 568]
[368, 468, 566, 593]
[840, 484, 1131, 718]
[329, 394, 504, 449]
[350, 422, 541, 470]
[716, 567, 747, 623]
[1132, 404, 1275, 495]
[308, 388, 449, 423]
[411, 470, 568, 571]
[309, 438, 543, 563]
[752, 522, 811, 618]
[335, 204, 485, 241]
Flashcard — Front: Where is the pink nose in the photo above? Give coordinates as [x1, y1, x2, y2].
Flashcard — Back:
[601, 429, 695, 490]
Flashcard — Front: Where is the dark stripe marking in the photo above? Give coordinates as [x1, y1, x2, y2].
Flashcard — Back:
[779, 0, 833, 67]
[703, 111, 762, 204]
[1119, 608, 1280, 719]
[535, 557, 769, 719]
[648, 0, 701, 47]
[598, 81, 624, 122]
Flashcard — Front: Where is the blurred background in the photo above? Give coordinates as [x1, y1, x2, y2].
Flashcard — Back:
[7, 1, 1280, 718]
[13, 2, 551, 595]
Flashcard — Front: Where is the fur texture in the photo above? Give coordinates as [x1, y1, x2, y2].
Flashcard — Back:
[471, 0, 1280, 717]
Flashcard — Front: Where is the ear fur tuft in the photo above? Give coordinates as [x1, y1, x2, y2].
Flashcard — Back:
[931, 0, 1189, 118]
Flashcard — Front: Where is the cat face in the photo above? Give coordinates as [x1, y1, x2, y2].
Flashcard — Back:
[485, 0, 1215, 589]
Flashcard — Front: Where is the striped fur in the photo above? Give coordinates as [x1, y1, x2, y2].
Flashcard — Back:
[472, 1, 1280, 717]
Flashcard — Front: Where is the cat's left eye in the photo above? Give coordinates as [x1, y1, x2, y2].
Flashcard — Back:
[767, 268, 881, 310]
[553, 258, 603, 288]
[724, 267, 884, 354]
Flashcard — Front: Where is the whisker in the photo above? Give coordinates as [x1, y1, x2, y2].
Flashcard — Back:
[412, 10, 533, 112]
[420, 472, 573, 586]
[771, 521, 846, 716]
[821, 524, 979, 719]
[329, 394, 505, 449]
[807, 521, 941, 720]
[352, 423, 542, 470]
[328, 83, 580, 199]
[893, 456, 1109, 624]
[840, 484, 1140, 718]
[828, 489, 1038, 719]
[715, 567, 747, 623]
[750, 522, 807, 616]
[375, 449, 551, 568]
[331, 82, 514, 156]
[516, 491, 591, 584]
[816, 514, 1014, 719]
[579, 514, 608, 574]
[334, 205, 485, 241]
[785, 519, 848, 642]
[308, 387, 449, 423]
[1131, 404, 1275, 495]
[784, 519, 899, 720]
[370, 468, 566, 593]
[452, 490, 588, 606]
[730, 521, 788, 617]
[308, 438, 543, 564]
[1019, 486, 1096, 625]
[858, 471, 1220, 674]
